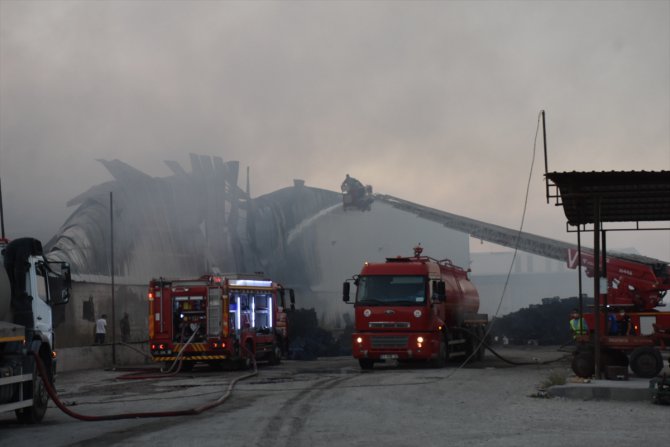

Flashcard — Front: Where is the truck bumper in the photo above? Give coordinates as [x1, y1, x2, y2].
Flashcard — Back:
[151, 351, 230, 363]
[150, 340, 233, 362]
[351, 332, 438, 361]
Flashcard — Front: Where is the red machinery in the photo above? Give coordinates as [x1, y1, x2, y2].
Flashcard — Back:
[568, 249, 670, 378]
[343, 246, 488, 370]
[148, 274, 294, 369]
[566, 248, 670, 310]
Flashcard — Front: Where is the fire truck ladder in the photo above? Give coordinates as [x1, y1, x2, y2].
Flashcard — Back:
[373, 193, 665, 268]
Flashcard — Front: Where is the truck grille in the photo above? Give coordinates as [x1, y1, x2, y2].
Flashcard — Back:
[371, 336, 408, 349]
[369, 322, 410, 329]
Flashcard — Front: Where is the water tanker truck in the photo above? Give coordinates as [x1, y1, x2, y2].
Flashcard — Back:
[343, 245, 488, 370]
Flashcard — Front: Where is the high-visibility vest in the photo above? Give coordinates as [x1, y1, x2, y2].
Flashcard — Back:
[570, 318, 589, 335]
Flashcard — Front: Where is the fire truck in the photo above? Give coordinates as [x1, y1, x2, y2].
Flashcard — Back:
[342, 246, 488, 370]
[148, 274, 295, 369]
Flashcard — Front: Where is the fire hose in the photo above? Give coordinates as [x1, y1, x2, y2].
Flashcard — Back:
[115, 325, 201, 380]
[458, 326, 571, 366]
[162, 324, 201, 373]
[31, 342, 258, 421]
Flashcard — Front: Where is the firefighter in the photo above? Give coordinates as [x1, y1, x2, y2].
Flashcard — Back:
[340, 174, 352, 193]
[569, 308, 589, 339]
[607, 308, 620, 335]
[341, 174, 364, 194]
[341, 174, 366, 209]
[617, 308, 633, 336]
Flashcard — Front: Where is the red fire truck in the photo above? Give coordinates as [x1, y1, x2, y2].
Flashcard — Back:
[148, 274, 294, 369]
[343, 246, 488, 370]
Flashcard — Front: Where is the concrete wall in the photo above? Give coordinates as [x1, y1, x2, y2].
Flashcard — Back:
[57, 343, 151, 373]
[54, 282, 147, 348]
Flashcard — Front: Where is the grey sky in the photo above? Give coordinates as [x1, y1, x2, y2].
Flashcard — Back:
[1, 0, 669, 261]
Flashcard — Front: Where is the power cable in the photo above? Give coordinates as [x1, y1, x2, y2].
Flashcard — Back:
[444, 111, 547, 377]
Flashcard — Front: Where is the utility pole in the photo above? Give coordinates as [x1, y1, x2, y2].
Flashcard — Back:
[110, 192, 116, 365]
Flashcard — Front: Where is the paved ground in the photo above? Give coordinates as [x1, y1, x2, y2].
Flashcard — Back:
[1, 346, 668, 446]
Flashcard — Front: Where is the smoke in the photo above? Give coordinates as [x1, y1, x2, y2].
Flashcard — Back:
[1, 1, 668, 260]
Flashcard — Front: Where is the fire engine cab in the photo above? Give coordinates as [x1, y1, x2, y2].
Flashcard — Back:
[148, 274, 295, 369]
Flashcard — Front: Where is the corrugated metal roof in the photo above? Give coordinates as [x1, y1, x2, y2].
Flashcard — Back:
[545, 170, 670, 225]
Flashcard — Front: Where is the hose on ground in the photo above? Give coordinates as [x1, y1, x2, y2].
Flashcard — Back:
[32, 343, 257, 421]
[458, 326, 571, 366]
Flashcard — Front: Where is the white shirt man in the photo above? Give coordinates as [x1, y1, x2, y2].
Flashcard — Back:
[95, 315, 107, 344]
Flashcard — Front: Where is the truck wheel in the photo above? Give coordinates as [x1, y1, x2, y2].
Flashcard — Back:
[475, 327, 486, 362]
[243, 340, 255, 369]
[602, 349, 628, 367]
[179, 361, 194, 372]
[359, 359, 374, 370]
[268, 342, 282, 366]
[571, 349, 595, 378]
[432, 336, 447, 368]
[15, 369, 48, 424]
[630, 347, 663, 378]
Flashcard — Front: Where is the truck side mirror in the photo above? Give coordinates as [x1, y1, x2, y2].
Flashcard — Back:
[433, 280, 446, 303]
[49, 262, 71, 305]
[343, 282, 350, 303]
[289, 289, 295, 310]
[279, 288, 287, 309]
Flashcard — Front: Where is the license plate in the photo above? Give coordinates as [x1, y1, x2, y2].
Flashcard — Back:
[380, 354, 398, 359]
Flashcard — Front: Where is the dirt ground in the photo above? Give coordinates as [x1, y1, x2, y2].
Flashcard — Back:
[2, 346, 668, 446]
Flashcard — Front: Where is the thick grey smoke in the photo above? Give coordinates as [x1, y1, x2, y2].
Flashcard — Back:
[1, 1, 668, 260]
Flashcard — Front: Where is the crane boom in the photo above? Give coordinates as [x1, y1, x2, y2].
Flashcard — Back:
[373, 193, 669, 309]
[376, 194, 574, 262]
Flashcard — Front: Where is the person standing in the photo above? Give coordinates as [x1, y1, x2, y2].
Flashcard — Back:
[617, 308, 633, 336]
[607, 309, 620, 335]
[95, 314, 107, 344]
[569, 309, 589, 339]
[120, 312, 130, 343]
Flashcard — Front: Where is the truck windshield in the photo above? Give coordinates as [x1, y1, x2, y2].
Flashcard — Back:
[356, 275, 426, 306]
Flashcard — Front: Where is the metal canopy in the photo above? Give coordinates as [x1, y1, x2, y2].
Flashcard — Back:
[545, 170, 670, 226]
